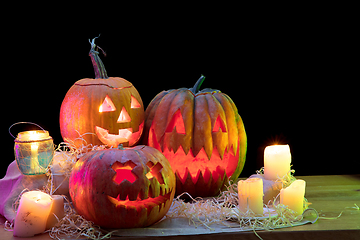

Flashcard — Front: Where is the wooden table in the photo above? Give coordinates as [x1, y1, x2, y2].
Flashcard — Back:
[1, 175, 359, 239]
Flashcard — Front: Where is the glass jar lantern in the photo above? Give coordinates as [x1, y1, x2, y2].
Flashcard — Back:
[13, 129, 54, 175]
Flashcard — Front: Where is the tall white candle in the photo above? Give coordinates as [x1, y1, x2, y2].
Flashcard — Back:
[264, 144, 291, 180]
[238, 178, 264, 215]
[13, 191, 53, 237]
[280, 179, 306, 216]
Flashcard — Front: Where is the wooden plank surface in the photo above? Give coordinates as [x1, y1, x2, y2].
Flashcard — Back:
[1, 175, 359, 239]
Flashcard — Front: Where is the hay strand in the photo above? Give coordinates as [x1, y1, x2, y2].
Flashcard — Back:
[3, 137, 350, 239]
[166, 170, 314, 234]
[47, 196, 113, 240]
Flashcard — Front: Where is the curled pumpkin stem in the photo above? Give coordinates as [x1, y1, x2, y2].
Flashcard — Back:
[89, 35, 108, 79]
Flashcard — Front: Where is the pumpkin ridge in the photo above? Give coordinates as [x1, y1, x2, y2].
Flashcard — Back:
[193, 94, 213, 159]
[143, 76, 246, 198]
[69, 146, 175, 228]
[205, 93, 228, 159]
[212, 93, 239, 156]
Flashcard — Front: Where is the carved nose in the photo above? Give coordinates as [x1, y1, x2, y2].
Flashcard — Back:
[117, 107, 131, 123]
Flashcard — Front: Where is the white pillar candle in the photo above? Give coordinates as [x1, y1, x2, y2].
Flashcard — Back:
[238, 178, 264, 215]
[264, 144, 291, 180]
[13, 191, 53, 237]
[46, 195, 65, 229]
[280, 179, 306, 216]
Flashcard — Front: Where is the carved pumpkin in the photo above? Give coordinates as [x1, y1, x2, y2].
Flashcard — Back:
[60, 36, 144, 148]
[69, 145, 175, 228]
[143, 76, 247, 197]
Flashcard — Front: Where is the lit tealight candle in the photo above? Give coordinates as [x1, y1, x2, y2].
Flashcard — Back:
[238, 178, 264, 215]
[280, 179, 306, 216]
[14, 130, 54, 175]
[264, 144, 291, 180]
[13, 191, 53, 237]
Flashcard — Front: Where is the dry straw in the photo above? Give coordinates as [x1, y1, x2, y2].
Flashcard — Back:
[47, 196, 114, 240]
[166, 175, 312, 233]
[46, 134, 111, 240]
[3, 135, 338, 240]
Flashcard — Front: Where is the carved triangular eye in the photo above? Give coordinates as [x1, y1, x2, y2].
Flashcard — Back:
[99, 95, 116, 112]
[213, 115, 227, 132]
[165, 109, 185, 134]
[131, 95, 141, 108]
[117, 107, 132, 123]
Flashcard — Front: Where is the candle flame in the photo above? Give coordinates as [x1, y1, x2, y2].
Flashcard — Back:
[30, 131, 43, 140]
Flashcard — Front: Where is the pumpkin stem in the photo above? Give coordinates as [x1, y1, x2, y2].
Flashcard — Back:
[118, 144, 124, 150]
[89, 35, 108, 79]
[190, 75, 205, 94]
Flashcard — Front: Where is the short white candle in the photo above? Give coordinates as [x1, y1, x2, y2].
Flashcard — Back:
[13, 191, 53, 237]
[264, 144, 291, 180]
[46, 195, 65, 229]
[238, 178, 264, 215]
[280, 179, 306, 216]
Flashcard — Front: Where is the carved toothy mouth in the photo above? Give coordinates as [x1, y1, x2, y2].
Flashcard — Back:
[95, 121, 144, 147]
[161, 144, 239, 185]
[107, 190, 173, 215]
[107, 159, 174, 215]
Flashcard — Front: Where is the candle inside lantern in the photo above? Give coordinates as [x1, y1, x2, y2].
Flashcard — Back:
[26, 131, 48, 169]
[20, 130, 49, 141]
[280, 179, 306, 216]
[13, 191, 53, 237]
[264, 144, 291, 180]
[14, 130, 54, 175]
[238, 178, 264, 215]
[30, 142, 39, 170]
[26, 131, 47, 173]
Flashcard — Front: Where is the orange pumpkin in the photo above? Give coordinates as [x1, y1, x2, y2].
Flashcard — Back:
[60, 36, 144, 148]
[69, 145, 175, 228]
[143, 76, 247, 197]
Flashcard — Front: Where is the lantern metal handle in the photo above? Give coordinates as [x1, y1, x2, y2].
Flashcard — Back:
[9, 122, 46, 139]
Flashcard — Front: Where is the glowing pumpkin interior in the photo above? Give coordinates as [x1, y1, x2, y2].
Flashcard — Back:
[165, 109, 185, 134]
[149, 109, 239, 185]
[112, 161, 137, 184]
[95, 95, 144, 147]
[108, 160, 171, 212]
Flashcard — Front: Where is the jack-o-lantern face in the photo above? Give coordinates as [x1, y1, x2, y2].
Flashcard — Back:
[69, 145, 176, 229]
[60, 77, 145, 148]
[60, 37, 145, 148]
[143, 76, 247, 197]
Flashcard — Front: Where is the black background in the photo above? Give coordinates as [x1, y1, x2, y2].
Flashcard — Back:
[2, 5, 358, 179]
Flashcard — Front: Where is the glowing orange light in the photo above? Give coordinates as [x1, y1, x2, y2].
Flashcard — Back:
[131, 95, 141, 108]
[99, 95, 116, 112]
[112, 161, 137, 184]
[213, 115, 227, 132]
[95, 121, 144, 147]
[146, 162, 164, 184]
[165, 109, 185, 134]
[117, 107, 131, 123]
